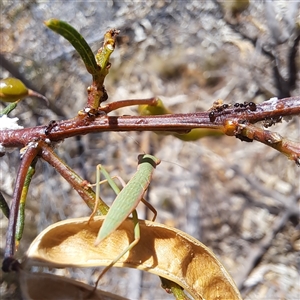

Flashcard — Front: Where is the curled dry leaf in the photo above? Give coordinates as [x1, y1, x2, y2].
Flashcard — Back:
[23, 217, 242, 300]
[19, 269, 129, 300]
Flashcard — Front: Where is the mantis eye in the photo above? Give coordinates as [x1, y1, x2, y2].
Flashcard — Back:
[0, 78, 29, 103]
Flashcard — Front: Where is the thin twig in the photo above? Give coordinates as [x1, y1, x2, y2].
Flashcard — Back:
[236, 123, 300, 165]
[40, 141, 109, 215]
[2, 141, 42, 269]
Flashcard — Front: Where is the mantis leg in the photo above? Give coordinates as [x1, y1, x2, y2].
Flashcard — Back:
[88, 164, 104, 222]
[90, 155, 159, 287]
[88, 154, 161, 294]
[88, 165, 126, 222]
[89, 165, 142, 288]
[140, 197, 157, 221]
[89, 166, 157, 222]
[94, 209, 140, 287]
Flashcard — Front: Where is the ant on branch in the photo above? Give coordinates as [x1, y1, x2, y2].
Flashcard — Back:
[44, 120, 58, 135]
[209, 100, 257, 122]
[262, 116, 283, 128]
[233, 101, 257, 111]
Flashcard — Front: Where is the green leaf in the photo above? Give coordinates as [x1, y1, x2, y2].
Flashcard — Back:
[138, 98, 172, 115]
[44, 19, 99, 75]
[138, 99, 223, 141]
[0, 102, 18, 116]
[172, 128, 223, 141]
[16, 161, 37, 244]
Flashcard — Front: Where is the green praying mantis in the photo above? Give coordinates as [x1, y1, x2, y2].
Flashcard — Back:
[89, 153, 161, 281]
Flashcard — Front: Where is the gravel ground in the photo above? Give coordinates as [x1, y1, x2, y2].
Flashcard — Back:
[1, 1, 299, 299]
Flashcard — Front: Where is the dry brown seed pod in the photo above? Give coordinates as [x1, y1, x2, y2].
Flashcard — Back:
[19, 269, 129, 300]
[23, 217, 242, 300]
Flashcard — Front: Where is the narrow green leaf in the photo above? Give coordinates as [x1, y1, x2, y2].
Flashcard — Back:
[138, 98, 172, 115]
[44, 19, 99, 75]
[138, 99, 223, 141]
[0, 102, 18, 116]
[16, 159, 37, 244]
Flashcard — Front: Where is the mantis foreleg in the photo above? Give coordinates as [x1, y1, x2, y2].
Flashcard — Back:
[91, 154, 160, 284]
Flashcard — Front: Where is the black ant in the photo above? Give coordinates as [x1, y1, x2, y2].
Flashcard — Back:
[209, 103, 231, 121]
[45, 120, 57, 135]
[233, 101, 257, 111]
[262, 116, 282, 128]
[208, 100, 232, 122]
[209, 101, 257, 122]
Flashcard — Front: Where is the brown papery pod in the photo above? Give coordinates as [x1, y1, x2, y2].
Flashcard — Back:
[23, 217, 242, 300]
[19, 269, 129, 300]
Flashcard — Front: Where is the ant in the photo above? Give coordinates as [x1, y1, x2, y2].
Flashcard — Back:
[45, 120, 57, 135]
[208, 100, 232, 122]
[233, 101, 257, 111]
[209, 100, 257, 122]
[262, 116, 282, 128]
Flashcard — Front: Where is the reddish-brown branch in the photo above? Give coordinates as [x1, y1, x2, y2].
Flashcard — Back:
[237, 123, 300, 165]
[98, 97, 158, 114]
[2, 141, 110, 272]
[0, 97, 299, 148]
[3, 142, 42, 264]
[40, 142, 109, 215]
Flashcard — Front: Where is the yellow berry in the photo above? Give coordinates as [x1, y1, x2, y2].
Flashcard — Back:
[0, 78, 29, 103]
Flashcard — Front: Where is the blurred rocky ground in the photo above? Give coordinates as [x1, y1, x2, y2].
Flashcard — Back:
[0, 1, 299, 299]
